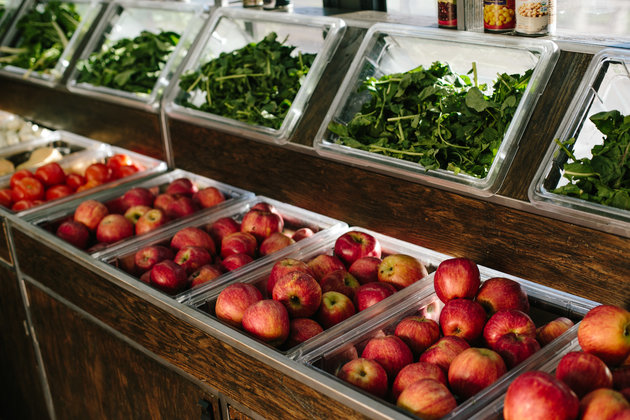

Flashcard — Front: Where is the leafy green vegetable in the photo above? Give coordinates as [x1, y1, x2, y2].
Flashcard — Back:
[75, 30, 180, 94]
[178, 32, 316, 129]
[328, 61, 532, 178]
[552, 110, 630, 211]
[0, 1, 81, 74]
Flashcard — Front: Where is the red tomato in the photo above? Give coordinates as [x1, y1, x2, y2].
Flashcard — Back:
[106, 154, 133, 169]
[12, 177, 45, 201]
[0, 188, 13, 208]
[10, 169, 35, 189]
[111, 165, 140, 180]
[65, 173, 86, 191]
[85, 163, 111, 184]
[45, 184, 74, 201]
[11, 199, 43, 212]
[35, 162, 66, 187]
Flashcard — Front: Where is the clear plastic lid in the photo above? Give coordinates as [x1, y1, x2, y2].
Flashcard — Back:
[163, 7, 346, 145]
[529, 48, 630, 236]
[0, 0, 103, 87]
[314, 24, 559, 198]
[66, 1, 206, 111]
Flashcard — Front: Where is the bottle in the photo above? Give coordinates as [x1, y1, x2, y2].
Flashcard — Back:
[483, 0, 516, 32]
[438, 0, 458, 29]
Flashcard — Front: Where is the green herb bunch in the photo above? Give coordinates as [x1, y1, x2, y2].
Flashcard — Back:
[0, 1, 81, 74]
[552, 110, 630, 210]
[76, 30, 180, 94]
[328, 61, 532, 178]
[178, 32, 316, 130]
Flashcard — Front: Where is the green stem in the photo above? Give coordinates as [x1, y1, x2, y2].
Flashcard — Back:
[214, 72, 266, 82]
[369, 145, 424, 156]
[51, 20, 68, 48]
[554, 138, 578, 161]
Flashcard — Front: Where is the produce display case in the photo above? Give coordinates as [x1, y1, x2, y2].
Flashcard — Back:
[529, 48, 630, 235]
[1, 130, 167, 217]
[314, 24, 559, 198]
[162, 7, 346, 145]
[0, 109, 55, 147]
[297, 265, 599, 419]
[180, 226, 452, 359]
[0, 0, 103, 87]
[23, 168, 254, 254]
[66, 0, 206, 111]
[95, 196, 347, 300]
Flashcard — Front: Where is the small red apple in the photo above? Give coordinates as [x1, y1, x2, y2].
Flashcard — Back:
[392, 361, 448, 401]
[579, 388, 630, 420]
[396, 378, 457, 420]
[150, 259, 189, 294]
[165, 177, 198, 196]
[316, 291, 356, 329]
[267, 258, 315, 296]
[536, 317, 575, 346]
[361, 334, 413, 380]
[221, 253, 254, 272]
[448, 347, 507, 400]
[337, 358, 389, 399]
[475, 277, 530, 315]
[153, 193, 176, 213]
[394, 316, 440, 355]
[333, 230, 382, 267]
[259, 232, 295, 256]
[174, 246, 213, 275]
[291, 227, 314, 242]
[493, 332, 541, 369]
[348, 256, 381, 285]
[353, 281, 396, 312]
[578, 305, 630, 367]
[241, 299, 290, 347]
[433, 257, 481, 303]
[377, 254, 428, 290]
[134, 245, 174, 272]
[215, 282, 262, 328]
[206, 216, 240, 248]
[286, 318, 324, 348]
[74, 199, 109, 231]
[56, 220, 90, 249]
[556, 351, 613, 397]
[220, 231, 257, 258]
[96, 214, 134, 244]
[189, 264, 224, 288]
[193, 186, 225, 208]
[121, 187, 154, 210]
[135, 208, 169, 236]
[483, 309, 537, 350]
[319, 269, 360, 300]
[418, 335, 470, 373]
[171, 226, 216, 255]
[439, 298, 487, 344]
[272, 271, 322, 318]
[307, 253, 346, 282]
[240, 207, 284, 243]
[165, 196, 198, 219]
[124, 205, 152, 225]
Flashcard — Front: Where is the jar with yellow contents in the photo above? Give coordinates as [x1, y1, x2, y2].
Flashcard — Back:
[483, 0, 516, 32]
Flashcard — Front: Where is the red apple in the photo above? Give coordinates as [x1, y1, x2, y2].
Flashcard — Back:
[361, 334, 413, 380]
[240, 207, 284, 243]
[272, 271, 322, 318]
[134, 245, 174, 272]
[165, 177, 197, 196]
[174, 246, 213, 275]
[291, 227, 314, 242]
[241, 299, 290, 347]
[171, 226, 216, 255]
[353, 281, 397, 312]
[394, 316, 440, 355]
[166, 195, 198, 220]
[392, 361, 448, 401]
[286, 318, 324, 348]
[579, 388, 630, 420]
[418, 335, 470, 373]
[215, 282, 262, 328]
[139, 270, 151, 284]
[319, 269, 360, 300]
[96, 214, 134, 244]
[189, 264, 224, 288]
[337, 358, 389, 399]
[433, 257, 481, 303]
[397, 378, 457, 420]
[206, 217, 240, 248]
[316, 291, 356, 329]
[556, 351, 613, 397]
[250, 201, 280, 215]
[307, 253, 346, 282]
[267, 258, 315, 296]
[537, 317, 575, 346]
[439, 298, 487, 344]
[611, 409, 630, 420]
[193, 186, 225, 208]
[74, 199, 109, 231]
[578, 305, 630, 367]
[493, 333, 541, 369]
[150, 259, 189, 294]
[220, 231, 257, 258]
[348, 256, 381, 285]
[377, 254, 428, 290]
[475, 277, 530, 315]
[503, 371, 579, 420]
[333, 230, 382, 267]
[448, 347, 507, 399]
[153, 193, 176, 213]
[124, 205, 152, 225]
[135, 208, 169, 235]
[121, 187, 154, 210]
[56, 220, 90, 249]
[259, 232, 295, 256]
[483, 309, 537, 350]
[221, 253, 254, 272]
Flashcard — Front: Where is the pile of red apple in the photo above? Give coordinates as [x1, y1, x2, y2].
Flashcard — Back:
[334, 257, 579, 419]
[0, 153, 144, 212]
[55, 176, 227, 251]
[212, 230, 433, 351]
[117, 201, 318, 295]
[503, 304, 630, 420]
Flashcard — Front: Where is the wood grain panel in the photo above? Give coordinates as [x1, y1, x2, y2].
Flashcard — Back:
[0, 263, 48, 420]
[12, 228, 374, 420]
[25, 283, 221, 420]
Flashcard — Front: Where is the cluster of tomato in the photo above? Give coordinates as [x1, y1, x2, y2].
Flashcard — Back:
[0, 153, 144, 212]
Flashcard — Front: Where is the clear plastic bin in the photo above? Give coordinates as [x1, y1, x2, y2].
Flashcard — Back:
[95, 196, 347, 300]
[314, 24, 559, 198]
[181, 226, 452, 358]
[298, 265, 599, 419]
[0, 0, 23, 43]
[0, 0, 103, 86]
[24, 168, 254, 254]
[529, 48, 630, 235]
[66, 1, 206, 111]
[163, 7, 346, 144]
